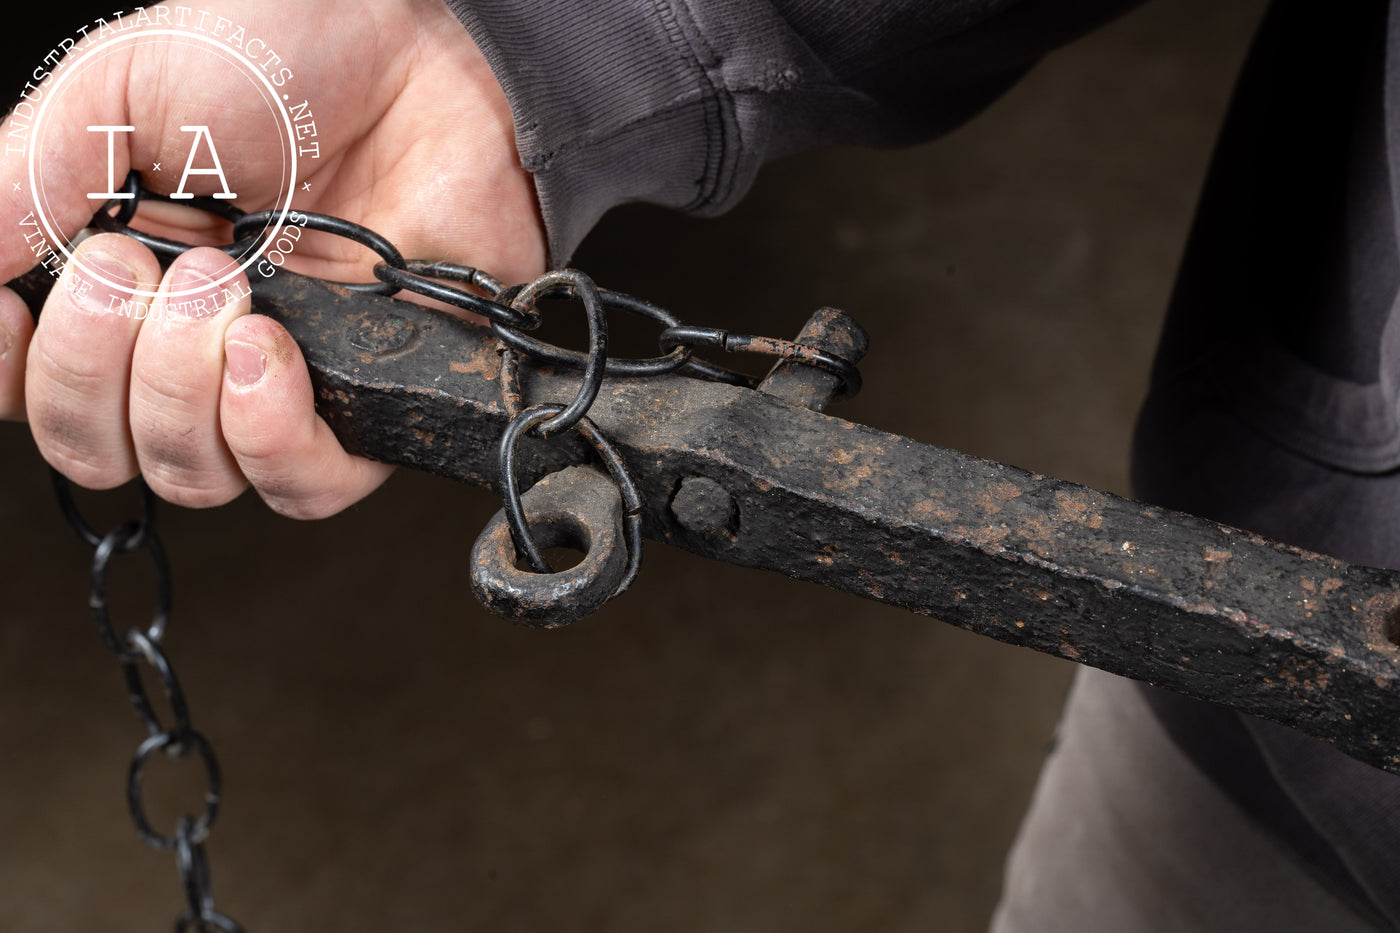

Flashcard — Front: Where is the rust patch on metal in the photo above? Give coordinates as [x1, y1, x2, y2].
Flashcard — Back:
[449, 353, 498, 378]
[1364, 591, 1400, 655]
[1053, 488, 1105, 530]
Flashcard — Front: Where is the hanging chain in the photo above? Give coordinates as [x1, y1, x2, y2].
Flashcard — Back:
[51, 471, 244, 933]
[45, 173, 863, 926]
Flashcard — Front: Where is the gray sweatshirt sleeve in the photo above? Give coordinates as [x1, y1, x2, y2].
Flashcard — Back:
[444, 0, 1142, 266]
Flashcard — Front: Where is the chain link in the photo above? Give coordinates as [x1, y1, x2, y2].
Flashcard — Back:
[497, 346, 644, 590]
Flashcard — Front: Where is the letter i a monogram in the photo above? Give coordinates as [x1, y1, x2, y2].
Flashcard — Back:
[85, 125, 135, 199]
[170, 125, 236, 199]
[85, 124, 237, 201]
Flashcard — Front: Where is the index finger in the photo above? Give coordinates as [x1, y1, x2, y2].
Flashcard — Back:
[2, 35, 136, 285]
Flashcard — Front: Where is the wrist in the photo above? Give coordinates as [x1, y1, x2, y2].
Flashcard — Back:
[404, 0, 547, 279]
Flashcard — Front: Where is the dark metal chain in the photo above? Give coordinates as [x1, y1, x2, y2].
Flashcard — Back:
[92, 173, 862, 610]
[51, 472, 243, 933]
[95, 173, 861, 395]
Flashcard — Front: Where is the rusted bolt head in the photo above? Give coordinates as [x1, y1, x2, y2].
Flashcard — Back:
[671, 476, 736, 536]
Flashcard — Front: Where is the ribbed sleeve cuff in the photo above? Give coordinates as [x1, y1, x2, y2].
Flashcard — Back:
[444, 0, 751, 266]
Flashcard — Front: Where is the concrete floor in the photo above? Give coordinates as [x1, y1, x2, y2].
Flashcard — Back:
[0, 1, 1265, 929]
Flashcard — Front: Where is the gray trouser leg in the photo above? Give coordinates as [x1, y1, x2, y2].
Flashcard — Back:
[990, 667, 1378, 933]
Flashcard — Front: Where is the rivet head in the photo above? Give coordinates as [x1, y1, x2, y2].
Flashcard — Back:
[349, 312, 414, 355]
[670, 476, 736, 536]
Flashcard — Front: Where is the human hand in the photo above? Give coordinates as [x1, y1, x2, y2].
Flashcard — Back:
[0, 0, 544, 517]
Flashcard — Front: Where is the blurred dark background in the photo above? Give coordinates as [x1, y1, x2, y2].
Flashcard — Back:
[0, 2, 1265, 930]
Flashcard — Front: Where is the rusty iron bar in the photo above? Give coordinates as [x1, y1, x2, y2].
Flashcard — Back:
[16, 265, 1400, 775]
[234, 271, 1400, 776]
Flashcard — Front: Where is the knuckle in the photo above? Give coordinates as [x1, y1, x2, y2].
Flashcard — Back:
[131, 365, 211, 415]
[128, 374, 234, 507]
[137, 429, 209, 480]
[140, 460, 245, 509]
[257, 485, 341, 521]
[32, 336, 113, 395]
[277, 498, 344, 521]
[227, 442, 350, 519]
[29, 401, 133, 489]
[40, 444, 134, 491]
[47, 454, 133, 490]
[241, 461, 344, 520]
[223, 424, 287, 464]
[132, 417, 245, 509]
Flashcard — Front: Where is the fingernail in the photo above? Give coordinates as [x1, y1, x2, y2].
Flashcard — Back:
[0, 322, 11, 361]
[226, 341, 267, 387]
[66, 252, 144, 317]
[165, 265, 225, 320]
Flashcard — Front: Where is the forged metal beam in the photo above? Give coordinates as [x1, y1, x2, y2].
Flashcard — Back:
[15, 265, 1400, 773]
[244, 271, 1400, 776]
